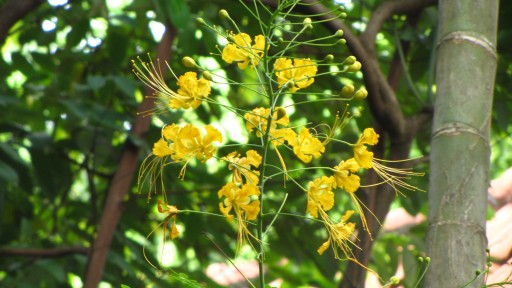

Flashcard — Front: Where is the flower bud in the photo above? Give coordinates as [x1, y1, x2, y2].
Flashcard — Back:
[354, 88, 368, 100]
[285, 80, 295, 89]
[227, 35, 235, 43]
[345, 56, 356, 65]
[323, 54, 334, 63]
[277, 37, 284, 45]
[202, 71, 213, 81]
[303, 17, 313, 30]
[337, 38, 346, 45]
[347, 61, 362, 72]
[182, 56, 197, 68]
[389, 276, 400, 285]
[196, 18, 205, 26]
[340, 12, 348, 19]
[275, 107, 287, 120]
[219, 9, 230, 19]
[335, 29, 344, 37]
[340, 85, 355, 97]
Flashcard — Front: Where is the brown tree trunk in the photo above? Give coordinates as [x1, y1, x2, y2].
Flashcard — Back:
[83, 24, 177, 288]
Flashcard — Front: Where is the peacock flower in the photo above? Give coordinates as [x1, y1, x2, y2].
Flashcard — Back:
[332, 158, 360, 193]
[306, 176, 335, 218]
[132, 58, 211, 113]
[332, 157, 375, 238]
[144, 122, 223, 182]
[222, 150, 262, 185]
[289, 127, 325, 163]
[218, 182, 261, 252]
[244, 106, 295, 146]
[352, 128, 424, 196]
[170, 72, 211, 109]
[353, 128, 379, 169]
[274, 58, 318, 92]
[317, 210, 357, 260]
[157, 199, 180, 240]
[222, 33, 266, 69]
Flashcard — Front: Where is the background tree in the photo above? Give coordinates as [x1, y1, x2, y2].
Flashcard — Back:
[0, 0, 511, 287]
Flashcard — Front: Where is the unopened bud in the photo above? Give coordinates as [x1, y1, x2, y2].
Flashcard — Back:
[219, 9, 230, 19]
[347, 61, 362, 72]
[354, 88, 368, 100]
[337, 38, 346, 45]
[196, 18, 205, 26]
[340, 12, 348, 19]
[227, 35, 235, 43]
[389, 276, 400, 285]
[335, 30, 344, 37]
[340, 85, 355, 97]
[285, 80, 295, 89]
[202, 71, 213, 81]
[424, 257, 431, 263]
[324, 54, 334, 63]
[303, 17, 313, 30]
[275, 107, 287, 120]
[182, 56, 197, 68]
[345, 56, 357, 65]
[277, 37, 284, 45]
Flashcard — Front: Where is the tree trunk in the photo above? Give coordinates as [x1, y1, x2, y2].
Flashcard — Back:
[426, 1, 498, 287]
[83, 24, 176, 288]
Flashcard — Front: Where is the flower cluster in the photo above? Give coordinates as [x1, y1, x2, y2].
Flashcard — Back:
[135, 3, 422, 270]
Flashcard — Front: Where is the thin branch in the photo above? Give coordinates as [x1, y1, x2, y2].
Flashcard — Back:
[361, 0, 438, 54]
[83, 23, 177, 288]
[0, 0, 44, 46]
[0, 246, 89, 258]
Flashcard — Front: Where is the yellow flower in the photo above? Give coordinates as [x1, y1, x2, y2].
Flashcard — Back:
[274, 58, 318, 92]
[289, 127, 325, 163]
[332, 158, 360, 193]
[218, 182, 261, 252]
[152, 138, 174, 157]
[173, 124, 222, 169]
[170, 72, 211, 109]
[157, 199, 180, 240]
[306, 176, 335, 218]
[317, 210, 356, 259]
[222, 33, 266, 69]
[150, 123, 223, 180]
[218, 182, 261, 221]
[222, 150, 262, 185]
[132, 58, 211, 112]
[244, 107, 290, 138]
[353, 128, 379, 168]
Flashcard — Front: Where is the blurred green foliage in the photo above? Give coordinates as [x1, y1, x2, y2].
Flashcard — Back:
[0, 0, 511, 287]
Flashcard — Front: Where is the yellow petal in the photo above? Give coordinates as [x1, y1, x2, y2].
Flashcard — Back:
[152, 139, 173, 157]
[317, 240, 330, 255]
[170, 217, 180, 239]
[354, 145, 373, 169]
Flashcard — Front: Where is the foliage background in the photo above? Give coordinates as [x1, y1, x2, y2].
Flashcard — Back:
[0, 0, 510, 287]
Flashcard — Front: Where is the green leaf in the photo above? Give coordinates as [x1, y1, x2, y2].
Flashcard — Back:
[28, 134, 73, 198]
[0, 160, 18, 184]
[66, 19, 90, 48]
[158, 0, 190, 28]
